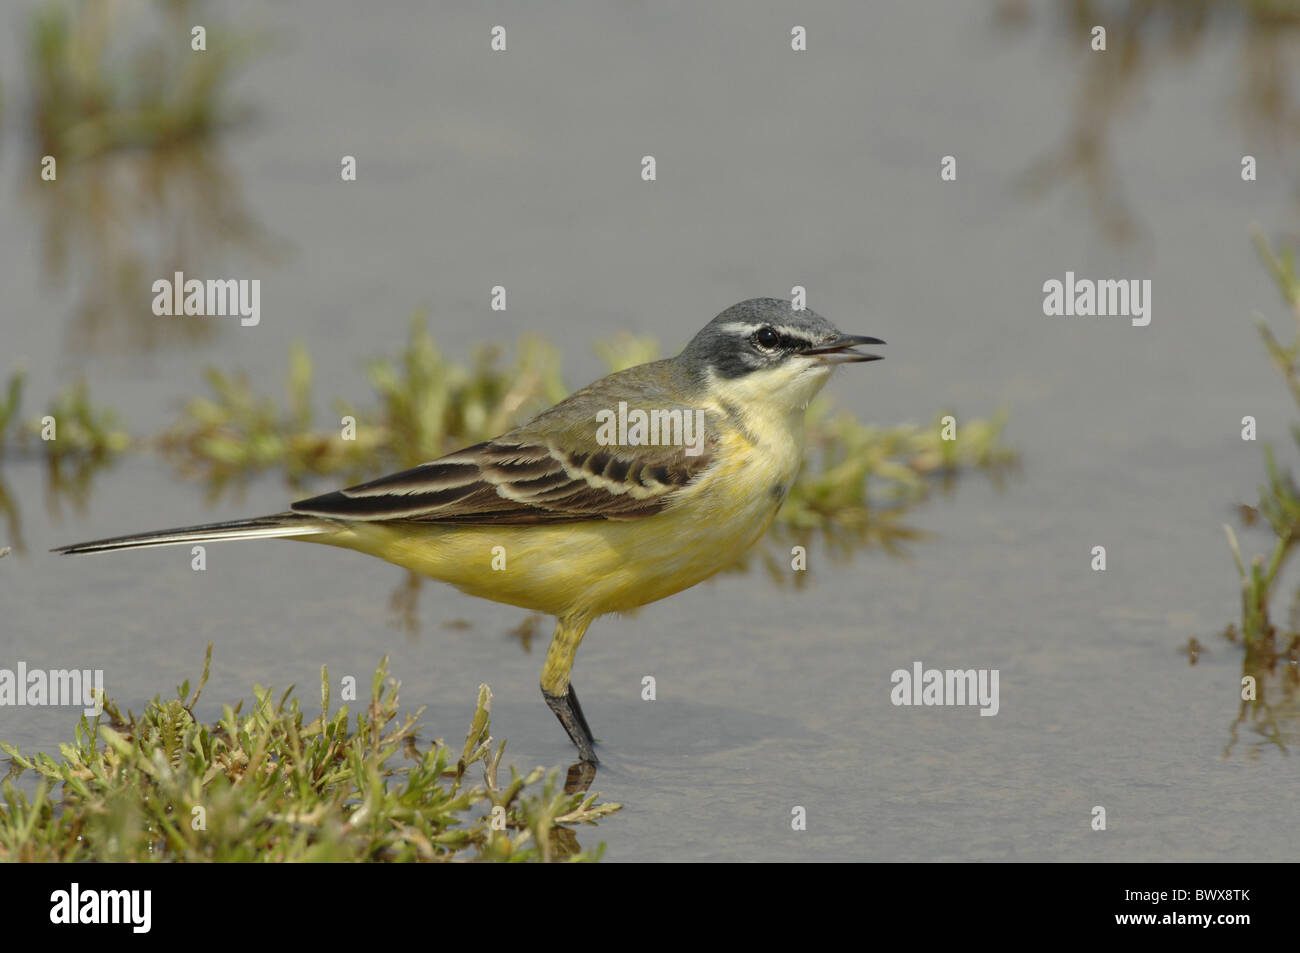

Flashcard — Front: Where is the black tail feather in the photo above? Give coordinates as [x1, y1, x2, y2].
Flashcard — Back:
[52, 513, 326, 555]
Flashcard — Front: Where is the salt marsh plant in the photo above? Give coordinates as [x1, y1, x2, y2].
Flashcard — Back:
[1220, 231, 1300, 752]
[0, 647, 619, 862]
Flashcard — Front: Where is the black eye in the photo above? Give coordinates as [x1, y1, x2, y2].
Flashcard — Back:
[754, 327, 780, 351]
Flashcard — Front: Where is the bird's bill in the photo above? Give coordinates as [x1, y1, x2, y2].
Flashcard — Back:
[801, 334, 885, 364]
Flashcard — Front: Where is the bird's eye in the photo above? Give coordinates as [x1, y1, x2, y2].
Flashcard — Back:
[754, 327, 780, 351]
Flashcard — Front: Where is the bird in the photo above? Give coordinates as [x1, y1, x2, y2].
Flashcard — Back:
[54, 298, 884, 763]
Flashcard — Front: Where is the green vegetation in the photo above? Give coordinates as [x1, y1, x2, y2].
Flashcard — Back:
[0, 648, 618, 862]
[0, 372, 128, 459]
[1221, 231, 1300, 753]
[33, 378, 130, 457]
[157, 319, 569, 494]
[29, 0, 256, 162]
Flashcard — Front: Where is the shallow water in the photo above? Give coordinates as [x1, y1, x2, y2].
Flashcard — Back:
[2, 1, 1299, 861]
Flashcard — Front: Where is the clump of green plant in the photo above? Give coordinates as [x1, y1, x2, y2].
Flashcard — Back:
[785, 402, 1011, 527]
[738, 403, 1013, 574]
[1219, 232, 1300, 753]
[158, 316, 570, 493]
[0, 647, 619, 862]
[0, 371, 129, 459]
[367, 318, 568, 467]
[1224, 234, 1300, 661]
[28, 0, 257, 161]
[29, 378, 130, 457]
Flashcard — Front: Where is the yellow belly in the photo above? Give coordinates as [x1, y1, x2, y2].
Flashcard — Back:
[305, 426, 801, 620]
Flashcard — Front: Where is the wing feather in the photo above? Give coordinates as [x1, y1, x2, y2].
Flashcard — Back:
[293, 361, 719, 525]
[291, 432, 716, 525]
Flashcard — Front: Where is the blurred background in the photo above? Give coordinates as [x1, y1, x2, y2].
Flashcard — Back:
[2, 0, 1300, 860]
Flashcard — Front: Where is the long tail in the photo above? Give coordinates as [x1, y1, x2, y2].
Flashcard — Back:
[52, 513, 330, 556]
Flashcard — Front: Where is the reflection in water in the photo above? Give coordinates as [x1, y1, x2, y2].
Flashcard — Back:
[0, 375, 127, 552]
[1240, 10, 1300, 152]
[24, 0, 273, 353]
[0, 477, 24, 556]
[39, 377, 129, 527]
[31, 140, 278, 354]
[1225, 632, 1300, 756]
[564, 760, 597, 795]
[388, 568, 423, 638]
[1010, 1, 1300, 243]
[507, 612, 543, 652]
[42, 441, 120, 529]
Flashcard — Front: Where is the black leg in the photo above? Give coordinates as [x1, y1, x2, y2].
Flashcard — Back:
[567, 683, 595, 744]
[544, 685, 599, 763]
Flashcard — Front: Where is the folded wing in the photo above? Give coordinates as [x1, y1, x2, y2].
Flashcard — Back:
[291, 436, 715, 524]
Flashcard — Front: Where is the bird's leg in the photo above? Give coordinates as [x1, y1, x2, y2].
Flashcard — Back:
[567, 683, 595, 742]
[544, 690, 597, 763]
[541, 615, 598, 763]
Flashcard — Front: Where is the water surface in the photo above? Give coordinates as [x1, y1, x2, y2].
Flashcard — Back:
[2, 1, 1298, 861]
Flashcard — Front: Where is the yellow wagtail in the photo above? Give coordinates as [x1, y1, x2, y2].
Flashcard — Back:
[55, 298, 884, 762]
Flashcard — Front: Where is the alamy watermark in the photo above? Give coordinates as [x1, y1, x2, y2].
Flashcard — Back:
[890, 661, 999, 716]
[594, 401, 707, 456]
[151, 272, 260, 326]
[49, 883, 150, 933]
[1042, 271, 1150, 327]
[0, 662, 104, 716]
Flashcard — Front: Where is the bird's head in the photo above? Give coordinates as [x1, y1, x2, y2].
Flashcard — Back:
[678, 298, 884, 412]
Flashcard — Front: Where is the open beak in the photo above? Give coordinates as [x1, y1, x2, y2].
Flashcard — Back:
[802, 334, 885, 364]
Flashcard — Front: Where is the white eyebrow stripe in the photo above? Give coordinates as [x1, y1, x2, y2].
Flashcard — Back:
[717, 321, 820, 343]
[773, 325, 819, 344]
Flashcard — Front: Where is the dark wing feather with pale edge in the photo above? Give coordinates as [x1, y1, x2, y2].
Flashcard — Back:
[291, 365, 717, 525]
[291, 439, 714, 524]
